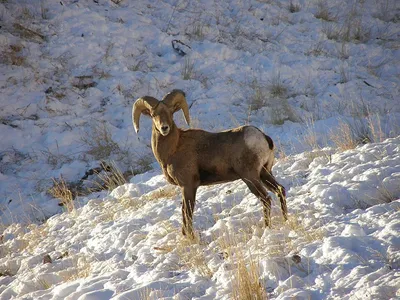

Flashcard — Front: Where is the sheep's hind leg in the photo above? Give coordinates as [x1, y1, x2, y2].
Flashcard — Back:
[181, 186, 197, 238]
[260, 168, 288, 221]
[243, 177, 272, 228]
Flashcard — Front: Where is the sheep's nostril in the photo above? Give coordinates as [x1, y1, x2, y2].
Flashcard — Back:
[161, 125, 169, 132]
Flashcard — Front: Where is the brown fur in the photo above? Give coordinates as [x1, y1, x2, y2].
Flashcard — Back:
[133, 90, 288, 237]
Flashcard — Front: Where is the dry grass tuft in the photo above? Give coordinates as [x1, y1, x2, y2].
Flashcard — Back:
[367, 114, 385, 144]
[375, 183, 398, 204]
[181, 56, 195, 80]
[288, 1, 301, 13]
[248, 77, 268, 111]
[329, 120, 373, 152]
[113, 186, 178, 214]
[90, 161, 127, 193]
[138, 287, 163, 300]
[48, 176, 75, 212]
[130, 153, 154, 175]
[232, 252, 266, 300]
[0, 44, 25, 66]
[321, 15, 371, 43]
[285, 216, 325, 244]
[81, 122, 120, 160]
[13, 23, 45, 43]
[40, 1, 49, 19]
[374, 0, 398, 22]
[177, 236, 214, 278]
[59, 256, 91, 282]
[186, 20, 206, 40]
[156, 234, 213, 278]
[269, 71, 287, 98]
[329, 122, 357, 151]
[34, 276, 52, 290]
[315, 0, 337, 22]
[142, 186, 180, 201]
[276, 139, 288, 161]
[24, 224, 49, 253]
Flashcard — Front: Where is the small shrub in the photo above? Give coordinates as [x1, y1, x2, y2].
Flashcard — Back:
[48, 177, 75, 212]
[186, 21, 206, 40]
[13, 23, 45, 43]
[315, 0, 337, 22]
[21, 7, 34, 19]
[40, 1, 49, 19]
[242, 75, 296, 124]
[288, 1, 301, 13]
[322, 16, 370, 43]
[34, 276, 52, 290]
[232, 253, 266, 300]
[131, 153, 154, 175]
[330, 119, 372, 151]
[276, 139, 289, 161]
[59, 256, 91, 282]
[366, 114, 385, 143]
[0, 44, 25, 66]
[376, 183, 397, 204]
[329, 122, 357, 151]
[321, 22, 341, 40]
[249, 78, 268, 111]
[338, 63, 350, 84]
[81, 122, 120, 160]
[366, 57, 391, 77]
[24, 224, 49, 253]
[269, 71, 287, 98]
[374, 0, 398, 22]
[142, 186, 180, 201]
[158, 235, 213, 278]
[71, 75, 97, 90]
[178, 239, 213, 278]
[352, 19, 371, 43]
[91, 161, 127, 192]
[306, 40, 326, 56]
[139, 288, 163, 300]
[181, 56, 195, 80]
[350, 118, 372, 144]
[302, 117, 320, 150]
[103, 42, 114, 65]
[40, 146, 72, 169]
[303, 130, 318, 150]
[285, 216, 325, 243]
[337, 42, 349, 60]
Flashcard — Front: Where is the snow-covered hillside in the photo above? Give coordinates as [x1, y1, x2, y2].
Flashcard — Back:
[1, 137, 399, 299]
[0, 0, 399, 299]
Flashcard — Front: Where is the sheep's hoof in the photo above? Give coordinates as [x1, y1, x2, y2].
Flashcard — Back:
[182, 227, 195, 239]
[264, 220, 271, 228]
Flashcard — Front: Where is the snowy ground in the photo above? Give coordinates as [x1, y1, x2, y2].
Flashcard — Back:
[0, 0, 399, 299]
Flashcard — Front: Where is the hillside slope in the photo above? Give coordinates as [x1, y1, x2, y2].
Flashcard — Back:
[0, 0, 399, 299]
[1, 137, 399, 299]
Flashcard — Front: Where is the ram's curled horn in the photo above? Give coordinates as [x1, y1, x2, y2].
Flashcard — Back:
[162, 89, 190, 126]
[132, 96, 160, 133]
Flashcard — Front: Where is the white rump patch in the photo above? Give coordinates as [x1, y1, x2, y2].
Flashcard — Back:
[244, 127, 270, 161]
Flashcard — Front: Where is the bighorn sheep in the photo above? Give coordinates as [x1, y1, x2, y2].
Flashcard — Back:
[133, 90, 287, 237]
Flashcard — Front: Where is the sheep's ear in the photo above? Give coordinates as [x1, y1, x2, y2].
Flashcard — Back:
[132, 96, 159, 133]
[162, 89, 190, 126]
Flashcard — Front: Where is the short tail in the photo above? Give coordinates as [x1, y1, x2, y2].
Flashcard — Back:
[264, 134, 274, 150]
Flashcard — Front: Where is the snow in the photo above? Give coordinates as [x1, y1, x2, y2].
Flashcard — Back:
[1, 0, 400, 299]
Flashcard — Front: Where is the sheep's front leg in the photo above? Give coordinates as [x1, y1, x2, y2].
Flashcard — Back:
[181, 186, 197, 238]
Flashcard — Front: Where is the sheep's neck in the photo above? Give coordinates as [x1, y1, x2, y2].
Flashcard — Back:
[151, 123, 179, 167]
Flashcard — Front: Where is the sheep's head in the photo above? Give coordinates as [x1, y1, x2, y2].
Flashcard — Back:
[133, 89, 190, 136]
